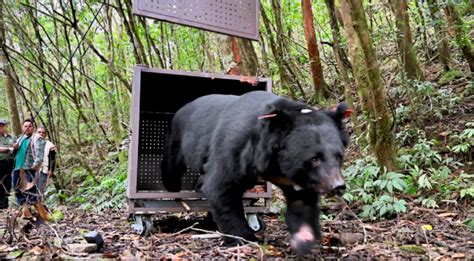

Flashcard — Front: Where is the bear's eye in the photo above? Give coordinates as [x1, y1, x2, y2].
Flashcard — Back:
[311, 157, 321, 167]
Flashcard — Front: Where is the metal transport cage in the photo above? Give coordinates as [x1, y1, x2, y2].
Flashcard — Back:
[133, 0, 260, 40]
[127, 66, 273, 235]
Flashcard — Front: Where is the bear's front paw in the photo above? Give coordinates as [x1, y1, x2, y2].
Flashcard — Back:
[290, 224, 316, 256]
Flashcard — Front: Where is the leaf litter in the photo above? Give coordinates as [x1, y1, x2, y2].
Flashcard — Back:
[0, 201, 472, 259]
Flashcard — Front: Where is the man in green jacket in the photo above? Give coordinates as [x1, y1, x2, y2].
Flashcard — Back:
[12, 119, 45, 217]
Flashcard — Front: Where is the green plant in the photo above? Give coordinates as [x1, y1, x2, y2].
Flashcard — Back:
[343, 157, 408, 220]
[360, 194, 407, 219]
[393, 81, 462, 123]
[67, 153, 128, 212]
[439, 70, 461, 85]
[449, 121, 474, 157]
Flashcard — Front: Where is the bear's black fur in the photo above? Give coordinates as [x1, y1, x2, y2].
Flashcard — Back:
[161, 91, 349, 256]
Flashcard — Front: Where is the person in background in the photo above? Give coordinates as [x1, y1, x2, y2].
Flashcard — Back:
[12, 119, 46, 218]
[36, 127, 56, 196]
[0, 119, 16, 210]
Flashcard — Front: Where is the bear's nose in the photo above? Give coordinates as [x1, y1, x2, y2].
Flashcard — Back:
[331, 183, 346, 196]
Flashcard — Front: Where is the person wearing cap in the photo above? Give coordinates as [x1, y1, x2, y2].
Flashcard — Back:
[0, 119, 16, 209]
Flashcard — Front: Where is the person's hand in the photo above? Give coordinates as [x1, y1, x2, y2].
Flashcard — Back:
[48, 171, 54, 178]
[31, 165, 40, 172]
[12, 142, 19, 150]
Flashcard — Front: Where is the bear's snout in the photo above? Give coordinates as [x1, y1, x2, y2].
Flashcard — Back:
[330, 182, 346, 196]
[327, 168, 346, 196]
[313, 167, 346, 195]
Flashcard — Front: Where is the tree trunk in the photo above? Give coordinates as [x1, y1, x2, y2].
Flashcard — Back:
[260, 5, 296, 98]
[339, 0, 398, 171]
[388, 0, 425, 81]
[324, 0, 359, 138]
[106, 3, 123, 153]
[0, 0, 21, 135]
[443, 2, 474, 72]
[236, 38, 259, 76]
[301, 0, 328, 102]
[217, 36, 258, 76]
[414, 0, 430, 61]
[427, 0, 454, 71]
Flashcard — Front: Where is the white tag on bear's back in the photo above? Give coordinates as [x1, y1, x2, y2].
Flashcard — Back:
[301, 109, 312, 114]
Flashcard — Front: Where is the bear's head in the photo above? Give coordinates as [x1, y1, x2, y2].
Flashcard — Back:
[258, 99, 350, 195]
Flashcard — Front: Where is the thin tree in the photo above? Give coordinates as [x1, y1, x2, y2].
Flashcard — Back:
[443, 1, 474, 72]
[339, 0, 398, 171]
[427, 0, 454, 72]
[260, 4, 296, 98]
[388, 0, 425, 81]
[324, 0, 359, 137]
[301, 0, 328, 102]
[0, 0, 21, 134]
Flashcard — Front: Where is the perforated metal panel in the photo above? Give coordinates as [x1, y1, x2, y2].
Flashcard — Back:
[133, 0, 260, 40]
[137, 112, 200, 191]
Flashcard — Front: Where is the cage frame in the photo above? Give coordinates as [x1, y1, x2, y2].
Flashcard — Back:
[127, 66, 273, 215]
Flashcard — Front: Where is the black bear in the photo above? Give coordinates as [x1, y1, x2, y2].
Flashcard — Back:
[161, 91, 350, 256]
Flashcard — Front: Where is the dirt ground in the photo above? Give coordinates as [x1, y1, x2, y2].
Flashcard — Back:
[0, 201, 472, 259]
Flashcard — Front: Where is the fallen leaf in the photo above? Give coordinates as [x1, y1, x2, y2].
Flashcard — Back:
[451, 253, 465, 258]
[31, 246, 43, 255]
[264, 244, 284, 257]
[0, 244, 8, 252]
[120, 248, 135, 258]
[350, 244, 367, 253]
[421, 224, 433, 231]
[400, 245, 426, 254]
[438, 131, 450, 137]
[363, 224, 388, 232]
[175, 251, 187, 258]
[8, 250, 24, 258]
[438, 212, 457, 218]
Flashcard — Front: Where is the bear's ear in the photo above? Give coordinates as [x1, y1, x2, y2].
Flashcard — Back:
[325, 102, 352, 146]
[325, 102, 353, 121]
[333, 102, 353, 119]
[258, 109, 293, 132]
[258, 99, 302, 131]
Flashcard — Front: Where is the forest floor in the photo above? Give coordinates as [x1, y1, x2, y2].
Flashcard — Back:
[0, 202, 473, 259]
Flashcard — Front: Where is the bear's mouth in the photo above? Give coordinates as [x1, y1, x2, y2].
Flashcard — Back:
[268, 176, 345, 195]
[268, 176, 304, 191]
[312, 183, 346, 196]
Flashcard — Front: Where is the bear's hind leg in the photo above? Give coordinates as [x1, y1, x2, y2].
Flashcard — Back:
[161, 134, 186, 192]
[203, 180, 257, 245]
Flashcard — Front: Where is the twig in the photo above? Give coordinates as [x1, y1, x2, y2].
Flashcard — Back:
[422, 228, 432, 261]
[432, 239, 449, 249]
[46, 222, 64, 248]
[190, 227, 264, 261]
[176, 243, 201, 259]
[191, 233, 222, 239]
[157, 222, 199, 242]
[340, 198, 368, 244]
[5, 209, 20, 243]
[62, 250, 89, 257]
